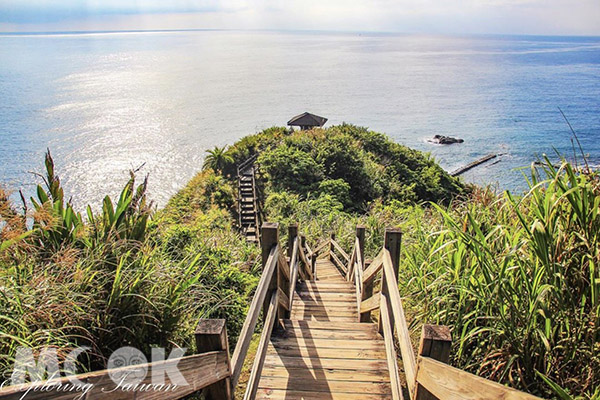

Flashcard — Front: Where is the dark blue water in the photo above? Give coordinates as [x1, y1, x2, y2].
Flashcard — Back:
[1, 31, 599, 208]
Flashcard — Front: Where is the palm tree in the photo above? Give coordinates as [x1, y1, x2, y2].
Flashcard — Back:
[203, 146, 234, 173]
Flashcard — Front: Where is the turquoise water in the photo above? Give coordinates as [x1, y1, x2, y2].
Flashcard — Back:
[1, 31, 599, 208]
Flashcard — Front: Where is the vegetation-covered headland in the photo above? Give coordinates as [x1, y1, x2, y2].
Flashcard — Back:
[1, 124, 598, 399]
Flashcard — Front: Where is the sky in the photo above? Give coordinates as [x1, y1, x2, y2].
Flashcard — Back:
[0, 0, 599, 35]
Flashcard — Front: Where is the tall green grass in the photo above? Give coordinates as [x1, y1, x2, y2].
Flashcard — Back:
[0, 151, 259, 380]
[399, 158, 599, 398]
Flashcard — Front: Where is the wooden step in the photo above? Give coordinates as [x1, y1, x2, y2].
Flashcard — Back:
[263, 354, 388, 370]
[258, 376, 391, 395]
[266, 344, 384, 360]
[256, 389, 389, 400]
[281, 320, 377, 332]
[279, 329, 380, 341]
[270, 337, 384, 350]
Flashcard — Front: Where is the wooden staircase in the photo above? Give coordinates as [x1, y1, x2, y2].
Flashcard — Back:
[0, 223, 545, 400]
[237, 156, 260, 242]
[257, 259, 392, 399]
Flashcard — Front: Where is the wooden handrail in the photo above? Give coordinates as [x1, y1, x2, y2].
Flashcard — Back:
[312, 239, 330, 257]
[288, 236, 300, 310]
[243, 291, 279, 400]
[230, 243, 279, 388]
[362, 249, 384, 285]
[382, 247, 417, 395]
[298, 237, 314, 280]
[331, 239, 350, 262]
[380, 294, 403, 400]
[0, 351, 230, 400]
[415, 357, 543, 400]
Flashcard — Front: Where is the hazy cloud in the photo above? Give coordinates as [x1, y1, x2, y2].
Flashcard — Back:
[0, 0, 598, 35]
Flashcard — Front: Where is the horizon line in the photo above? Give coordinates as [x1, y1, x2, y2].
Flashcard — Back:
[1, 28, 600, 39]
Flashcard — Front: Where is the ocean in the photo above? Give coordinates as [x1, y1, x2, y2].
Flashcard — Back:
[0, 30, 599, 209]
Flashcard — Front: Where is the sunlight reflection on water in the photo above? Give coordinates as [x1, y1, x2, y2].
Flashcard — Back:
[1, 31, 599, 209]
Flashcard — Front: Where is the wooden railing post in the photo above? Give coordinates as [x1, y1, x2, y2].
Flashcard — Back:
[379, 228, 402, 334]
[356, 225, 372, 322]
[414, 324, 452, 400]
[287, 223, 298, 258]
[261, 223, 279, 318]
[195, 319, 232, 400]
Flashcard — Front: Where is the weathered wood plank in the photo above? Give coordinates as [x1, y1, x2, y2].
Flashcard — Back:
[243, 291, 278, 400]
[277, 287, 289, 312]
[258, 377, 391, 395]
[281, 320, 378, 332]
[230, 243, 279, 388]
[255, 388, 389, 400]
[380, 294, 404, 400]
[382, 248, 417, 396]
[363, 249, 384, 285]
[416, 357, 544, 400]
[0, 351, 230, 400]
[259, 366, 390, 382]
[331, 239, 350, 262]
[288, 237, 300, 310]
[330, 252, 347, 274]
[270, 337, 385, 350]
[278, 328, 381, 341]
[360, 293, 381, 314]
[266, 345, 385, 360]
[263, 355, 388, 371]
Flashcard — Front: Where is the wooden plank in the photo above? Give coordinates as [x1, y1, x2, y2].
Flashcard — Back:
[0, 351, 229, 400]
[195, 319, 231, 400]
[415, 325, 452, 400]
[258, 376, 391, 395]
[294, 291, 356, 299]
[380, 294, 404, 400]
[256, 388, 389, 400]
[278, 328, 381, 341]
[243, 291, 278, 400]
[276, 251, 290, 282]
[299, 237, 314, 280]
[363, 249, 384, 285]
[230, 244, 279, 388]
[346, 245, 357, 282]
[281, 320, 378, 332]
[288, 315, 358, 322]
[331, 239, 350, 262]
[288, 237, 300, 310]
[263, 355, 388, 370]
[293, 301, 356, 310]
[297, 282, 355, 290]
[294, 303, 359, 311]
[416, 357, 544, 400]
[354, 261, 362, 321]
[266, 345, 385, 360]
[291, 309, 358, 316]
[382, 249, 417, 396]
[360, 293, 381, 314]
[312, 239, 330, 256]
[259, 366, 390, 382]
[270, 337, 385, 350]
[330, 252, 347, 274]
[277, 287, 289, 312]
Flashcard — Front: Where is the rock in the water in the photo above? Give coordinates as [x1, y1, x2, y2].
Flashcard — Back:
[429, 135, 464, 145]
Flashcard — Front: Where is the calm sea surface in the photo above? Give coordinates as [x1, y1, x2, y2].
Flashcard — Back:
[1, 31, 599, 208]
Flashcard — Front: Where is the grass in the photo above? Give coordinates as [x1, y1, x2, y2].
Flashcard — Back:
[0, 151, 260, 380]
[398, 158, 599, 398]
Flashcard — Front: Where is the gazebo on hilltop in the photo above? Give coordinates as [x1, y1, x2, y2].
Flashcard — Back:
[287, 112, 328, 130]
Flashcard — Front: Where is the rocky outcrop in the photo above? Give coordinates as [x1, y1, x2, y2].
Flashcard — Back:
[428, 135, 464, 145]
